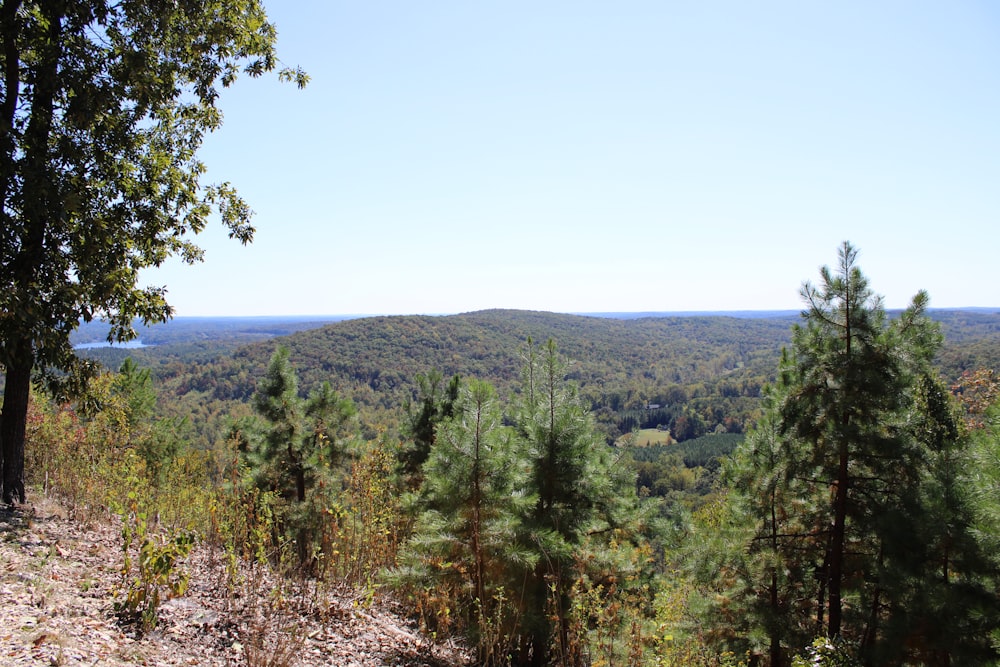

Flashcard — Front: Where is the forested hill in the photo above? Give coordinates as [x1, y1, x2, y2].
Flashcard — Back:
[165, 309, 795, 402]
[151, 309, 1000, 434]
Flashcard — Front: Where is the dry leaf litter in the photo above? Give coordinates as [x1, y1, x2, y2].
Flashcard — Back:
[0, 497, 469, 666]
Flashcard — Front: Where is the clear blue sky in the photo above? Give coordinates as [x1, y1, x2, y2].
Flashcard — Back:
[141, 1, 1000, 316]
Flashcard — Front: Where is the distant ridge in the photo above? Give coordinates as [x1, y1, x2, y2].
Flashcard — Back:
[927, 306, 1000, 314]
[578, 310, 800, 320]
[72, 307, 1000, 348]
[151, 308, 1000, 402]
[71, 308, 1000, 442]
[580, 307, 1000, 320]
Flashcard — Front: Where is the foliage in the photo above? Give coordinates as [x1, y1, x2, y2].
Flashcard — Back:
[155, 310, 799, 437]
[560, 534, 656, 667]
[390, 340, 650, 665]
[72, 316, 343, 349]
[123, 308, 1000, 485]
[650, 522, 753, 667]
[789, 637, 860, 667]
[953, 367, 1000, 429]
[514, 339, 648, 665]
[393, 378, 534, 664]
[114, 463, 196, 634]
[398, 369, 461, 484]
[711, 242, 1000, 665]
[324, 438, 404, 585]
[966, 386, 1000, 635]
[242, 346, 358, 569]
[0, 0, 305, 505]
[629, 433, 742, 511]
[110, 358, 185, 484]
[24, 382, 199, 634]
[14, 292, 1000, 665]
[62, 307, 994, 499]
[25, 370, 167, 517]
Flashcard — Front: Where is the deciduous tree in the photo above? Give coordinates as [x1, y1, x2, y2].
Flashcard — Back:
[0, 0, 305, 505]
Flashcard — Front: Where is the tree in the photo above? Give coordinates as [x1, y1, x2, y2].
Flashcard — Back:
[886, 374, 1000, 666]
[398, 369, 460, 484]
[111, 357, 182, 483]
[514, 339, 640, 666]
[777, 242, 932, 645]
[394, 379, 534, 665]
[721, 242, 1000, 665]
[393, 341, 644, 665]
[245, 346, 358, 569]
[249, 346, 304, 504]
[968, 378, 1000, 538]
[0, 0, 306, 505]
[303, 379, 358, 472]
[719, 400, 824, 665]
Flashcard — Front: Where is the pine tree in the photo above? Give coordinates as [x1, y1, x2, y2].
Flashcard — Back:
[970, 381, 1000, 542]
[304, 380, 357, 473]
[393, 341, 643, 666]
[720, 242, 1000, 665]
[112, 358, 181, 484]
[776, 242, 935, 646]
[398, 370, 461, 484]
[891, 374, 1000, 666]
[721, 394, 826, 664]
[251, 346, 305, 503]
[393, 379, 534, 665]
[514, 338, 640, 666]
[246, 346, 357, 568]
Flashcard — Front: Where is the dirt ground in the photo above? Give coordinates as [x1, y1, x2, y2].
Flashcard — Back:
[0, 497, 468, 666]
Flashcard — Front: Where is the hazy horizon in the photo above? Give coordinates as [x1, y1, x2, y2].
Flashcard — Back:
[84, 305, 1000, 323]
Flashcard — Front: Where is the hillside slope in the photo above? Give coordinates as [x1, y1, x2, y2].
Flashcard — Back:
[0, 498, 466, 666]
[166, 309, 797, 402]
[152, 309, 1000, 430]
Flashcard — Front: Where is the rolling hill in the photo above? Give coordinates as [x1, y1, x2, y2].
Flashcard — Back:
[132, 309, 1000, 449]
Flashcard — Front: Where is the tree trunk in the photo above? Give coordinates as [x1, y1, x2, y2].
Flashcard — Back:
[289, 443, 308, 567]
[816, 529, 830, 637]
[1, 0, 23, 207]
[1, 354, 31, 505]
[768, 486, 783, 667]
[828, 290, 852, 640]
[471, 404, 485, 619]
[3, 2, 58, 508]
[827, 441, 849, 638]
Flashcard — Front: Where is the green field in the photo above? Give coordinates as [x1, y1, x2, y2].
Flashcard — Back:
[628, 428, 675, 447]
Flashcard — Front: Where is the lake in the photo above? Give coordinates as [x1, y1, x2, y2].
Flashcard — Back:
[73, 340, 151, 349]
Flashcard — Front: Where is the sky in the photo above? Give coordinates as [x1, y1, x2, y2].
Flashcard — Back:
[141, 1, 1000, 316]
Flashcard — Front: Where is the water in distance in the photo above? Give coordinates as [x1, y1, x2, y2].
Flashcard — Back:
[74, 340, 150, 350]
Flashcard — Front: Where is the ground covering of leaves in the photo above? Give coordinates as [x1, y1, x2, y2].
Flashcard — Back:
[0, 497, 468, 667]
